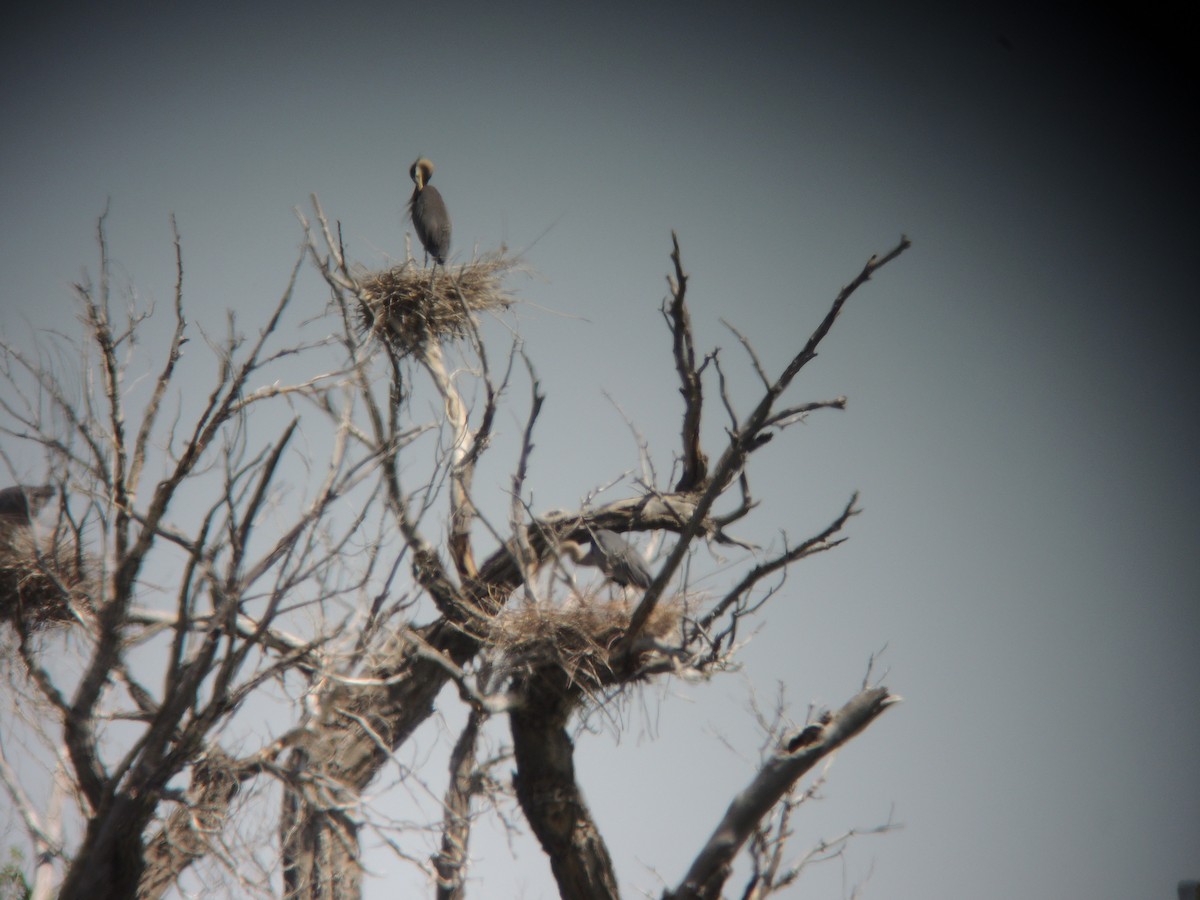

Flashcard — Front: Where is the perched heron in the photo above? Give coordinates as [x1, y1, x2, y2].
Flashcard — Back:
[0, 484, 55, 528]
[558, 529, 654, 589]
[408, 157, 451, 267]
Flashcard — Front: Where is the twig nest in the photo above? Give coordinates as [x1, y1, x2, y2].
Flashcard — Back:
[489, 594, 682, 692]
[0, 530, 91, 629]
[356, 251, 517, 355]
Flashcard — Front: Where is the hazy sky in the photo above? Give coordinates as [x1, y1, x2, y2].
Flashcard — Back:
[2, 2, 1197, 898]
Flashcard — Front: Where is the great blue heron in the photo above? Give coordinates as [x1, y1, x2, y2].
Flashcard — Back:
[0, 484, 55, 528]
[408, 157, 451, 267]
[558, 528, 654, 589]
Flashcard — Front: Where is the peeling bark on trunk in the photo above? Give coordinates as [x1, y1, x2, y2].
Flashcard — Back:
[278, 622, 478, 899]
[139, 752, 242, 899]
[434, 709, 484, 900]
[281, 747, 362, 900]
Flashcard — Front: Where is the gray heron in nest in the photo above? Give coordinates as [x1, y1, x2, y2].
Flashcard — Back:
[558, 529, 654, 589]
[408, 156, 451, 267]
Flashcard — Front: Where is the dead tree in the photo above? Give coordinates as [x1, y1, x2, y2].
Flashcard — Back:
[0, 199, 908, 899]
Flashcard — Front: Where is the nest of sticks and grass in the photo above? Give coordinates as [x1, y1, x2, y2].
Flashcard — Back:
[0, 530, 90, 629]
[356, 252, 518, 356]
[489, 591, 683, 706]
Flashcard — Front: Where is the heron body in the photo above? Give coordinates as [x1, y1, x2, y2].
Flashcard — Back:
[408, 157, 451, 266]
[0, 484, 55, 527]
[560, 529, 654, 589]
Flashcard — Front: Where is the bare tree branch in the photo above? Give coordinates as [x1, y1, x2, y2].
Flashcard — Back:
[0, 202, 908, 899]
[510, 667, 620, 900]
[667, 688, 901, 900]
[618, 236, 912, 660]
[663, 232, 709, 492]
[433, 708, 485, 900]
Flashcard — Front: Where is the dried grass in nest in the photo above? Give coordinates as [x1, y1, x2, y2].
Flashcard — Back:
[0, 530, 91, 629]
[489, 593, 682, 693]
[355, 251, 517, 355]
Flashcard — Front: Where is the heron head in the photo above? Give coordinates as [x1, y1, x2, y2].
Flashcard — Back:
[24, 484, 56, 516]
[410, 157, 435, 189]
[28, 485, 56, 504]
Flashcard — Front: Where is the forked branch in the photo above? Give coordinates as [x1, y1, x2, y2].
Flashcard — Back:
[618, 237, 911, 659]
[666, 688, 901, 900]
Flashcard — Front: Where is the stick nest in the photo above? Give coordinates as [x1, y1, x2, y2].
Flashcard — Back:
[356, 252, 518, 355]
[489, 594, 682, 693]
[0, 530, 91, 629]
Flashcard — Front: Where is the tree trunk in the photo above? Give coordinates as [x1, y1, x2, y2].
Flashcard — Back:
[510, 671, 619, 900]
[278, 622, 479, 899]
[58, 794, 154, 900]
[434, 709, 484, 900]
[281, 747, 362, 900]
[139, 752, 242, 899]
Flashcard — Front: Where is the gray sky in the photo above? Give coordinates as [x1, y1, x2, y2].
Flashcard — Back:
[2, 2, 1197, 897]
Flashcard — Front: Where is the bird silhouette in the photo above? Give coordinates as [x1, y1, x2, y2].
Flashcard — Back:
[0, 484, 55, 528]
[558, 529, 653, 589]
[0, 485, 55, 546]
[408, 157, 451, 267]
